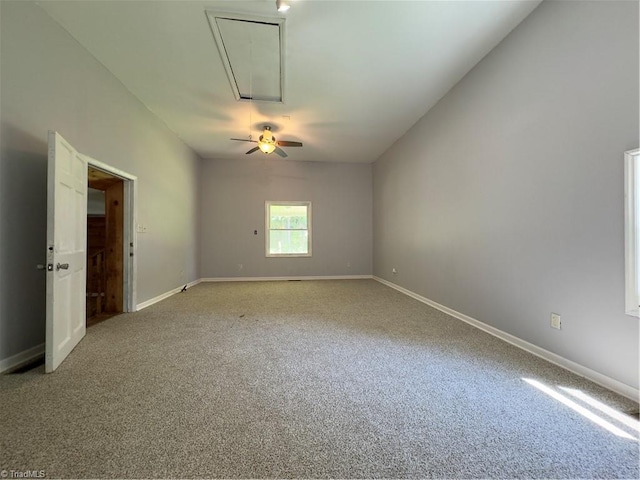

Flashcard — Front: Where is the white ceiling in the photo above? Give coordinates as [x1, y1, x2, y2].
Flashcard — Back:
[37, 0, 542, 163]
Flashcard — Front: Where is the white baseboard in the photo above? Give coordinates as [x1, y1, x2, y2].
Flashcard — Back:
[136, 278, 202, 311]
[201, 275, 373, 282]
[374, 276, 639, 402]
[0, 343, 45, 374]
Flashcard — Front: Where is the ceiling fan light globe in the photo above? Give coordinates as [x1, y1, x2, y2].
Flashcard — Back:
[259, 142, 276, 154]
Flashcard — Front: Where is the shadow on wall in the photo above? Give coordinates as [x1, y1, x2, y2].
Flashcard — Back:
[0, 123, 48, 361]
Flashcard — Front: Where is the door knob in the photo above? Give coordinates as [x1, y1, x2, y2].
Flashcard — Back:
[56, 263, 69, 271]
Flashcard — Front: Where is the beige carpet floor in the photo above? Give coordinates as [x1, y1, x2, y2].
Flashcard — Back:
[1, 279, 638, 479]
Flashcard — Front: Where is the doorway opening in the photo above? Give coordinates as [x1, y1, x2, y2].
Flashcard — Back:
[86, 162, 136, 327]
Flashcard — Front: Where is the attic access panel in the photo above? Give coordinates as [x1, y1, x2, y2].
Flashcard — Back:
[206, 11, 285, 103]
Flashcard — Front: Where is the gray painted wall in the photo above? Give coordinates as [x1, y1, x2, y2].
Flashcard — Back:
[0, 1, 201, 363]
[373, 0, 639, 389]
[200, 158, 372, 278]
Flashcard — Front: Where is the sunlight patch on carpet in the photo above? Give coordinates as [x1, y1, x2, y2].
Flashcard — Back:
[523, 378, 638, 441]
[559, 386, 640, 433]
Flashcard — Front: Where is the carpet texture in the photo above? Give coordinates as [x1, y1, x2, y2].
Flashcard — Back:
[1, 280, 638, 479]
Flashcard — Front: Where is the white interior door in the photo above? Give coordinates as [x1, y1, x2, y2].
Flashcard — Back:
[46, 131, 87, 372]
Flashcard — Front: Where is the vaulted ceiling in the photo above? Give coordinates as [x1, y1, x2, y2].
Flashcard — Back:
[38, 0, 542, 163]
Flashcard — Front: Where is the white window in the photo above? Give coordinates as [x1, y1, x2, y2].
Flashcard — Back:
[265, 201, 312, 257]
[624, 149, 640, 316]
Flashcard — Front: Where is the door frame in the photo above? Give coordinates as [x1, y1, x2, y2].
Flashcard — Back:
[624, 148, 640, 317]
[84, 155, 138, 312]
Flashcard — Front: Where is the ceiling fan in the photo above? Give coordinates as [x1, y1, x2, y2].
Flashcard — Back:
[231, 126, 303, 158]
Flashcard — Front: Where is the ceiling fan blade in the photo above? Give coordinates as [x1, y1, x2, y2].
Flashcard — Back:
[231, 138, 257, 143]
[276, 140, 303, 147]
[274, 146, 288, 158]
[246, 147, 260, 154]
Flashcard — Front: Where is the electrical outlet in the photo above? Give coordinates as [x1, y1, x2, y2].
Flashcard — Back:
[551, 313, 562, 330]
[136, 224, 144, 233]
[238, 263, 243, 271]
[142, 225, 148, 233]
[392, 268, 397, 274]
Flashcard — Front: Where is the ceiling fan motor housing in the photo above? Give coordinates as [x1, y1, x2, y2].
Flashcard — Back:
[262, 126, 275, 141]
[259, 126, 277, 153]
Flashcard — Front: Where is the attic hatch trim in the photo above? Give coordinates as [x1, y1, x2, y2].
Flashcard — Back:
[206, 11, 286, 104]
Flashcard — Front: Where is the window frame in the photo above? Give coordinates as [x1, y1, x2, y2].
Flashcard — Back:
[265, 201, 312, 258]
[624, 149, 640, 316]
